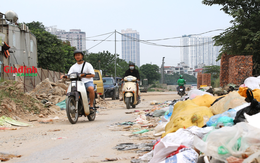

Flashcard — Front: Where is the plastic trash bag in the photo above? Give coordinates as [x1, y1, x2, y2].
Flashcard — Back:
[210, 91, 246, 115]
[151, 126, 213, 163]
[163, 100, 213, 136]
[206, 109, 237, 127]
[244, 76, 260, 90]
[194, 122, 260, 162]
[188, 89, 213, 100]
[233, 89, 260, 124]
[192, 94, 217, 107]
[154, 122, 167, 137]
[56, 100, 66, 110]
[140, 151, 153, 161]
[159, 148, 199, 163]
[244, 112, 260, 129]
[153, 110, 166, 117]
[239, 86, 260, 102]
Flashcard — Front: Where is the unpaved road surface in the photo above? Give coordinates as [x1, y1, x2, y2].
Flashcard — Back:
[1, 92, 179, 163]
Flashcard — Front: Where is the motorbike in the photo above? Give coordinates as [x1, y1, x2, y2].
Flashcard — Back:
[122, 75, 141, 109]
[63, 72, 97, 124]
[178, 85, 186, 97]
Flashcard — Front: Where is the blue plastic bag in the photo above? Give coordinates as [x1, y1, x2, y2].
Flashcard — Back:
[206, 109, 237, 127]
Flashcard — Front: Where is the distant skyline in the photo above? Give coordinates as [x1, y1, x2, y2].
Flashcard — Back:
[4, 0, 232, 67]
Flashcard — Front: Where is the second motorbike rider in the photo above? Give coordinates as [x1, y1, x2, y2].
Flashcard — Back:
[123, 62, 140, 100]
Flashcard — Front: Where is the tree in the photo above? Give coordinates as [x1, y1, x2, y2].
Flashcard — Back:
[85, 51, 131, 77]
[140, 64, 160, 84]
[203, 65, 220, 79]
[202, 1, 260, 74]
[26, 21, 76, 72]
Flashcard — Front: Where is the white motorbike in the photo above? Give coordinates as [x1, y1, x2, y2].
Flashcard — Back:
[122, 75, 141, 109]
[63, 72, 97, 124]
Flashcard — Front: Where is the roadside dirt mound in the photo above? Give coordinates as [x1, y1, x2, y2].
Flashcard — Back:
[27, 78, 68, 104]
[0, 80, 56, 119]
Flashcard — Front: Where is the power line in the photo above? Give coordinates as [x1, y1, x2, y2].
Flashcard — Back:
[85, 31, 114, 38]
[87, 32, 114, 51]
[56, 29, 224, 42]
[116, 31, 214, 48]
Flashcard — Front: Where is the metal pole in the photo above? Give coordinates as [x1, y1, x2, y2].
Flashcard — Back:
[115, 30, 116, 80]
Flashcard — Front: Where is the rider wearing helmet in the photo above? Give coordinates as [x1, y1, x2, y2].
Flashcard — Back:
[123, 62, 140, 99]
[60, 50, 96, 113]
[177, 75, 186, 93]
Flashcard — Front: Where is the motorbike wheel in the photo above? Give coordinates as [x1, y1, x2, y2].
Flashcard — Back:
[125, 97, 131, 109]
[66, 96, 79, 124]
[87, 99, 96, 121]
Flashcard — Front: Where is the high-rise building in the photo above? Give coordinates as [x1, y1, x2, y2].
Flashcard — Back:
[46, 27, 86, 51]
[180, 35, 221, 68]
[121, 28, 140, 67]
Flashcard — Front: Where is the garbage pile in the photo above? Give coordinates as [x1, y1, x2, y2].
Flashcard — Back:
[117, 76, 260, 163]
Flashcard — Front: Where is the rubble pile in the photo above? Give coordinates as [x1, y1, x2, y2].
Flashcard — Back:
[0, 80, 55, 119]
[27, 78, 68, 106]
[113, 76, 260, 163]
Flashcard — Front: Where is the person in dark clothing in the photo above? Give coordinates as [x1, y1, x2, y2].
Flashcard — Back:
[124, 64, 140, 80]
[122, 62, 141, 100]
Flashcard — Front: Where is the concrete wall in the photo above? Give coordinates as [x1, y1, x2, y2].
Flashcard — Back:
[0, 24, 37, 68]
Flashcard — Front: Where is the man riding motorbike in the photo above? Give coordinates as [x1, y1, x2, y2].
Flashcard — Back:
[123, 62, 140, 100]
[60, 50, 96, 113]
[177, 75, 186, 94]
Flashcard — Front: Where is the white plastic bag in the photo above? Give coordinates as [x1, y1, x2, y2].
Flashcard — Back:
[140, 150, 153, 161]
[244, 112, 260, 129]
[194, 122, 260, 162]
[154, 122, 167, 136]
[149, 126, 213, 163]
[244, 77, 260, 90]
[158, 148, 199, 163]
[188, 89, 213, 100]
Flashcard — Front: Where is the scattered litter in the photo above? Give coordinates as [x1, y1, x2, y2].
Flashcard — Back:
[0, 152, 21, 162]
[101, 158, 118, 162]
[0, 116, 30, 127]
[133, 129, 149, 134]
[56, 100, 66, 110]
[51, 137, 67, 140]
[48, 129, 61, 132]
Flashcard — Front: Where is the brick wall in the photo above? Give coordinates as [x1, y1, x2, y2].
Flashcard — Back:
[202, 73, 211, 86]
[220, 54, 253, 86]
[228, 55, 253, 85]
[197, 72, 202, 89]
[220, 53, 233, 87]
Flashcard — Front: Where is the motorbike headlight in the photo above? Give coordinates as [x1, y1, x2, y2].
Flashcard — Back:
[127, 77, 133, 82]
[70, 74, 77, 79]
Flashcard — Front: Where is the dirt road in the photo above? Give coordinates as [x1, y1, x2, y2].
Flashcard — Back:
[0, 92, 179, 163]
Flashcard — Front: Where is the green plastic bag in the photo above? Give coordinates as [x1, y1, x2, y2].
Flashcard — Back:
[56, 100, 66, 110]
[133, 129, 149, 134]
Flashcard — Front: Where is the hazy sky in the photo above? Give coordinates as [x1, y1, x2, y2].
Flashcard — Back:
[4, 0, 232, 67]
